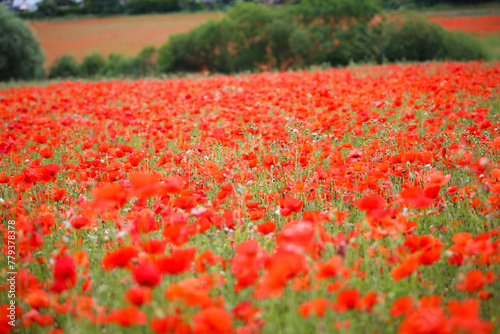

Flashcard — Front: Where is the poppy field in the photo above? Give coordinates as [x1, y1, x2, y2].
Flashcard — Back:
[29, 11, 500, 69]
[28, 12, 223, 67]
[429, 15, 500, 37]
[1, 61, 500, 334]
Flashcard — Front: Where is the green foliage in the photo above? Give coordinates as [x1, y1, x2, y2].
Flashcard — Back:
[17, 0, 490, 80]
[99, 46, 157, 78]
[48, 55, 79, 79]
[226, 2, 275, 70]
[157, 42, 176, 73]
[158, 3, 299, 73]
[381, 16, 488, 62]
[158, 32, 199, 73]
[156, 1, 488, 75]
[85, 0, 123, 14]
[80, 52, 106, 78]
[292, 0, 381, 24]
[96, 53, 127, 77]
[0, 4, 45, 81]
[134, 45, 158, 76]
[289, 27, 315, 66]
[124, 0, 179, 14]
[60, 6, 87, 16]
[264, 18, 296, 69]
[36, 0, 61, 17]
[226, 2, 274, 27]
[440, 30, 489, 61]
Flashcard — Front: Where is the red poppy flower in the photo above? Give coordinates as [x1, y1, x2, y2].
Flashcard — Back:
[125, 286, 152, 306]
[102, 246, 139, 269]
[155, 247, 196, 275]
[70, 216, 89, 229]
[133, 262, 162, 287]
[51, 256, 77, 293]
[456, 270, 485, 293]
[173, 195, 198, 210]
[256, 220, 276, 235]
[400, 187, 433, 208]
[108, 307, 148, 327]
[193, 307, 233, 334]
[334, 289, 360, 312]
[390, 296, 415, 317]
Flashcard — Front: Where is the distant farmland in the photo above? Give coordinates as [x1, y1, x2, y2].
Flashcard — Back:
[28, 11, 500, 68]
[28, 13, 223, 67]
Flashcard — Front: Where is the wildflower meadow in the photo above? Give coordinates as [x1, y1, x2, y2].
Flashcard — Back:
[1, 60, 500, 333]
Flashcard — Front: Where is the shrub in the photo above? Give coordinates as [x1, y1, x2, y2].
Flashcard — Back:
[292, 0, 381, 24]
[226, 3, 275, 70]
[158, 33, 199, 73]
[332, 21, 382, 65]
[48, 55, 80, 79]
[156, 1, 385, 73]
[99, 53, 133, 77]
[133, 45, 157, 76]
[177, 0, 213, 12]
[99, 47, 157, 78]
[289, 27, 315, 66]
[440, 30, 488, 61]
[381, 16, 487, 62]
[124, 0, 179, 15]
[158, 18, 243, 74]
[0, 4, 46, 81]
[191, 18, 243, 73]
[264, 18, 297, 69]
[35, 0, 61, 17]
[85, 0, 122, 14]
[157, 42, 176, 73]
[60, 6, 87, 16]
[80, 52, 106, 78]
[157, 3, 297, 73]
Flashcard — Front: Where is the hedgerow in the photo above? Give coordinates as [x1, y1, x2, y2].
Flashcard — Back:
[156, 1, 488, 74]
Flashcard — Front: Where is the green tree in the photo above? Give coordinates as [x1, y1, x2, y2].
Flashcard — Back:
[80, 52, 106, 77]
[35, 0, 61, 17]
[85, 0, 122, 14]
[0, 4, 46, 81]
[48, 55, 79, 79]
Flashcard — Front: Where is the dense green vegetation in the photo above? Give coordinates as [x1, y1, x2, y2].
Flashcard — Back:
[2, 0, 492, 81]
[0, 4, 45, 81]
[48, 46, 158, 79]
[155, 1, 488, 74]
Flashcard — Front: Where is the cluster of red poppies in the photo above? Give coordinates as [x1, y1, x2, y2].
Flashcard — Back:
[1, 61, 499, 333]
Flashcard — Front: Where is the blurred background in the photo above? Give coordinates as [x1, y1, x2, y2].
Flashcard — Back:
[0, 0, 499, 81]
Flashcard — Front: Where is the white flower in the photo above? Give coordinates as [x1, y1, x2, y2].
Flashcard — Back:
[63, 220, 72, 229]
[191, 207, 208, 216]
[117, 231, 129, 239]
